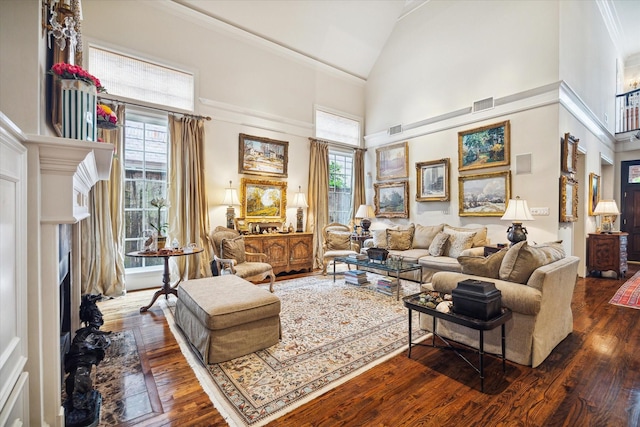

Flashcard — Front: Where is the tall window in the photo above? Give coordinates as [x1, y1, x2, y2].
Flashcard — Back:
[123, 110, 169, 268]
[328, 151, 353, 225]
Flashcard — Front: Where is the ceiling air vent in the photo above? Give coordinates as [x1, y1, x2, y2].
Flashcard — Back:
[472, 97, 494, 113]
[389, 124, 403, 135]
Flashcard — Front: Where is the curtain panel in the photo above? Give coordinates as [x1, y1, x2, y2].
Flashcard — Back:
[307, 139, 330, 269]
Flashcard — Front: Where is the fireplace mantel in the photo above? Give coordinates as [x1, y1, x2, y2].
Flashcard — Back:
[24, 133, 114, 223]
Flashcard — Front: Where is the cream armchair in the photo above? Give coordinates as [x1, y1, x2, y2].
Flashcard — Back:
[209, 226, 275, 292]
[322, 223, 358, 275]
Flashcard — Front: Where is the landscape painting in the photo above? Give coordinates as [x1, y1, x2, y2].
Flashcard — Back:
[239, 133, 289, 177]
[458, 121, 510, 171]
[241, 178, 287, 221]
[374, 181, 409, 218]
[458, 171, 511, 217]
[376, 142, 409, 180]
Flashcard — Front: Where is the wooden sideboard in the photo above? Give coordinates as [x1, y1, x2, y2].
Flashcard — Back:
[244, 232, 314, 275]
[587, 232, 628, 279]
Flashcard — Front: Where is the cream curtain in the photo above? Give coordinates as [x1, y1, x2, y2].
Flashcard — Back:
[352, 148, 366, 221]
[81, 105, 125, 297]
[307, 139, 330, 269]
[168, 115, 212, 280]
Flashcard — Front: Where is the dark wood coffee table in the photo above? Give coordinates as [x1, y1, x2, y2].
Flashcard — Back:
[403, 292, 512, 392]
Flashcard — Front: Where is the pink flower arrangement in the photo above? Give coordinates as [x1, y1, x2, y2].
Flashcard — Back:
[97, 104, 117, 124]
[49, 62, 107, 93]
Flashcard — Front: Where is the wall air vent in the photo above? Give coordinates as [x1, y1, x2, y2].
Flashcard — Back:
[472, 97, 495, 113]
[389, 124, 403, 135]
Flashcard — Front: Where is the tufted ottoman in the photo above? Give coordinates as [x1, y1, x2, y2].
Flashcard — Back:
[175, 275, 281, 363]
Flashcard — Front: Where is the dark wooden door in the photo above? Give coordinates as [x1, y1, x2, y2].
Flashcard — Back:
[620, 160, 640, 262]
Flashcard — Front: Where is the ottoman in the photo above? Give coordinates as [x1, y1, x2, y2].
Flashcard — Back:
[175, 275, 281, 363]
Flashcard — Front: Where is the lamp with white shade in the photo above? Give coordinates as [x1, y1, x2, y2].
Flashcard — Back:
[222, 180, 240, 229]
[500, 196, 534, 246]
[593, 199, 619, 233]
[292, 186, 308, 233]
[355, 204, 375, 234]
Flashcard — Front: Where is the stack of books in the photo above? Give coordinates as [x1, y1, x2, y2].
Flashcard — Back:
[348, 253, 367, 261]
[344, 270, 369, 286]
[375, 277, 399, 296]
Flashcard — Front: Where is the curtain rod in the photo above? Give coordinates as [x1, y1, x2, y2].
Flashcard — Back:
[97, 93, 211, 121]
[309, 137, 366, 151]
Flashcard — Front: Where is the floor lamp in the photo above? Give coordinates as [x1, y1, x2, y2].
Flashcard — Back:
[222, 180, 240, 229]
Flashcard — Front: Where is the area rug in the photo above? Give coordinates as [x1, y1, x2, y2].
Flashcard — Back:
[160, 274, 429, 426]
[609, 270, 640, 309]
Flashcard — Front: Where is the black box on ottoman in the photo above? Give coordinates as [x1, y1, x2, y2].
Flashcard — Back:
[451, 279, 502, 320]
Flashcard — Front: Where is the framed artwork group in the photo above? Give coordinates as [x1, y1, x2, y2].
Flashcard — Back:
[374, 142, 409, 218]
[559, 132, 580, 222]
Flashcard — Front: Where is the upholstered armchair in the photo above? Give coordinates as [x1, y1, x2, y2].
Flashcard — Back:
[322, 223, 359, 275]
[209, 226, 275, 292]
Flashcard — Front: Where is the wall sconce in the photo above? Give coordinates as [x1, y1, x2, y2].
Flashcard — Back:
[593, 200, 619, 233]
[221, 180, 240, 229]
[292, 186, 308, 233]
[500, 196, 534, 246]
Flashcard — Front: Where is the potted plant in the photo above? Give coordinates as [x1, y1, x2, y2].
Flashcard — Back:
[150, 197, 169, 248]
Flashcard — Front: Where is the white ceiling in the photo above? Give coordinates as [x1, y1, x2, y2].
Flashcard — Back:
[175, 0, 640, 80]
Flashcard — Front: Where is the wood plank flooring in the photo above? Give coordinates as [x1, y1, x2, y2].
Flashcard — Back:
[98, 266, 640, 427]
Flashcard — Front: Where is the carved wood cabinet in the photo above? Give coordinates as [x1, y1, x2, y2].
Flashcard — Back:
[587, 232, 628, 279]
[244, 232, 314, 274]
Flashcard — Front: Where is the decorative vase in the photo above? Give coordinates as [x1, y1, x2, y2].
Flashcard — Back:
[157, 236, 167, 249]
[60, 79, 97, 141]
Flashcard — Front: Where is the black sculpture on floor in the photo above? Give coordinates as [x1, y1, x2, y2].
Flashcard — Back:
[63, 294, 111, 427]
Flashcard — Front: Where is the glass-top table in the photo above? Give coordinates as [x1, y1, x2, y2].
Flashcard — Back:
[333, 256, 423, 300]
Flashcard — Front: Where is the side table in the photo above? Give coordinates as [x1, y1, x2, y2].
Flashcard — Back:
[349, 234, 370, 252]
[403, 292, 512, 392]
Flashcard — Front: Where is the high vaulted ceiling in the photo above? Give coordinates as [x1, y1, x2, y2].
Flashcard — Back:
[174, 0, 640, 80]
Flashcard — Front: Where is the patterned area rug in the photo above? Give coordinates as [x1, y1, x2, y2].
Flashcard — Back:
[161, 274, 429, 426]
[609, 270, 640, 309]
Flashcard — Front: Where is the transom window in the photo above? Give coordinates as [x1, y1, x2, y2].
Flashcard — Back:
[315, 107, 362, 146]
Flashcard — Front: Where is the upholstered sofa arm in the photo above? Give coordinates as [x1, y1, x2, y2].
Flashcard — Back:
[431, 271, 542, 315]
[459, 247, 485, 257]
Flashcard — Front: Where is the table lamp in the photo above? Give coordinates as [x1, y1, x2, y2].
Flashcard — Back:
[293, 186, 308, 232]
[500, 196, 534, 246]
[593, 200, 619, 233]
[222, 180, 240, 229]
[355, 204, 375, 234]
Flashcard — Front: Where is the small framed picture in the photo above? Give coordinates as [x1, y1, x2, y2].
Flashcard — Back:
[416, 158, 450, 201]
[374, 181, 409, 218]
[561, 132, 578, 174]
[458, 121, 510, 171]
[560, 175, 578, 222]
[588, 172, 600, 216]
[376, 141, 409, 181]
[458, 171, 511, 217]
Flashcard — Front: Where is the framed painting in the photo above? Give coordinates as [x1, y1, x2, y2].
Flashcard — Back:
[458, 121, 510, 171]
[240, 178, 287, 222]
[561, 132, 578, 174]
[374, 181, 409, 218]
[560, 175, 578, 222]
[416, 158, 450, 202]
[376, 142, 409, 181]
[239, 133, 289, 178]
[458, 171, 511, 217]
[588, 172, 600, 216]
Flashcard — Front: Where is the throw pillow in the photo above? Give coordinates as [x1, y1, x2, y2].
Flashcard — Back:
[499, 241, 566, 284]
[371, 226, 398, 248]
[325, 231, 352, 251]
[412, 224, 445, 249]
[387, 224, 415, 251]
[443, 229, 477, 258]
[221, 236, 246, 264]
[444, 225, 488, 247]
[458, 248, 508, 279]
[428, 232, 449, 256]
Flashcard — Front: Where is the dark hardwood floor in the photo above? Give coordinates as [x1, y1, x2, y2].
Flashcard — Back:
[98, 265, 640, 427]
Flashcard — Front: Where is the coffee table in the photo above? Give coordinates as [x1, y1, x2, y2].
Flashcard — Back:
[403, 292, 512, 392]
[333, 256, 422, 300]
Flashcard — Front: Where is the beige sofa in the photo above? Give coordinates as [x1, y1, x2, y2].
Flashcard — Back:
[363, 223, 488, 283]
[420, 241, 579, 367]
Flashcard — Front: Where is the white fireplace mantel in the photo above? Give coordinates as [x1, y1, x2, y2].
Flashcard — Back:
[24, 133, 114, 223]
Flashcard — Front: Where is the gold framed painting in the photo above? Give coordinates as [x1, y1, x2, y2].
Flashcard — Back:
[588, 172, 600, 216]
[374, 181, 409, 218]
[560, 175, 578, 222]
[561, 132, 578, 174]
[376, 141, 409, 181]
[416, 158, 450, 202]
[458, 121, 510, 171]
[240, 178, 287, 222]
[239, 133, 289, 178]
[458, 171, 511, 217]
